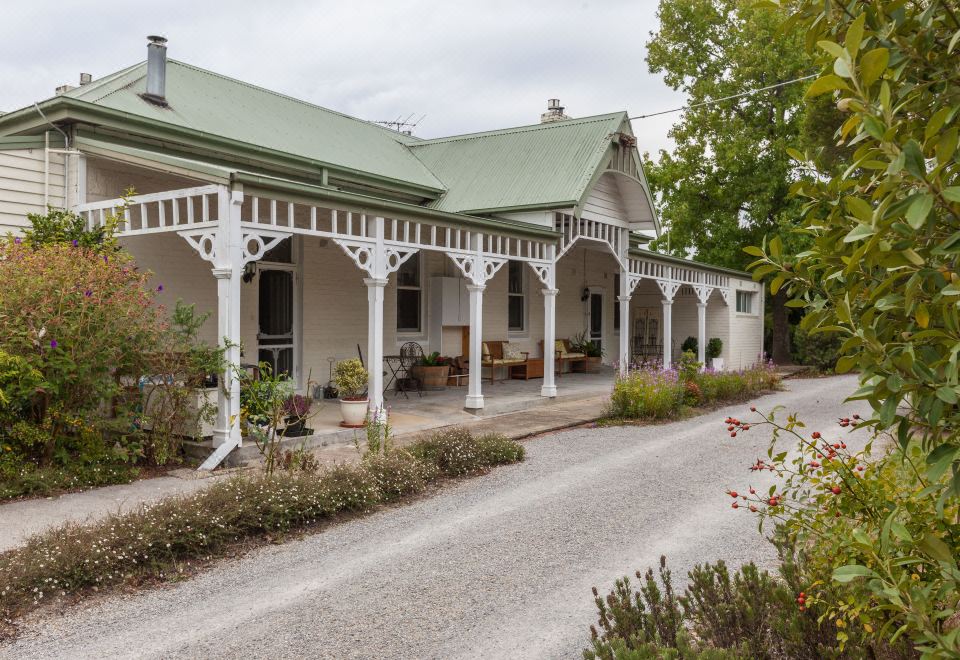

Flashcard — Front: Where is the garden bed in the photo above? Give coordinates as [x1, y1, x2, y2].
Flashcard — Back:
[0, 427, 523, 639]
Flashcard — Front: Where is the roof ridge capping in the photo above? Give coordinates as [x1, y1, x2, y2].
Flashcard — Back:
[410, 111, 628, 146]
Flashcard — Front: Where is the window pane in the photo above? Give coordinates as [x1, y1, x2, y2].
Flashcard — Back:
[397, 289, 421, 332]
[508, 295, 524, 331]
[397, 257, 420, 287]
[508, 261, 523, 294]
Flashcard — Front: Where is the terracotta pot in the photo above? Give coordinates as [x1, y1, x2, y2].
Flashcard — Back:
[339, 398, 368, 428]
[413, 365, 450, 390]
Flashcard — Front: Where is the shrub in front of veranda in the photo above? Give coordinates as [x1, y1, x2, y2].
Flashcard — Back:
[790, 324, 841, 372]
[407, 427, 524, 476]
[608, 369, 684, 420]
[0, 427, 526, 626]
[0, 238, 166, 461]
[681, 336, 698, 354]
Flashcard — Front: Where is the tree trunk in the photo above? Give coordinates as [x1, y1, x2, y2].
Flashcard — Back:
[771, 289, 792, 365]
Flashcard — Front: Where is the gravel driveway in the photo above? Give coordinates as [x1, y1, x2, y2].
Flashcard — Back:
[2, 375, 869, 659]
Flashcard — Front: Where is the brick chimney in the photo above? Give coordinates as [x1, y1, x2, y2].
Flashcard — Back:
[540, 99, 571, 123]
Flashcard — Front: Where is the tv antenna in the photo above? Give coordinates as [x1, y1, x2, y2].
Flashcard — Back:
[374, 113, 426, 135]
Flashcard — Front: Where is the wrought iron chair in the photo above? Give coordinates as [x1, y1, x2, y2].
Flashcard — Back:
[397, 341, 425, 397]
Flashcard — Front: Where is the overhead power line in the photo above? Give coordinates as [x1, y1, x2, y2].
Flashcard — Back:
[629, 73, 819, 120]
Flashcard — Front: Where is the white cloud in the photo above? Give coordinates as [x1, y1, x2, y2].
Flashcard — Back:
[0, 0, 685, 153]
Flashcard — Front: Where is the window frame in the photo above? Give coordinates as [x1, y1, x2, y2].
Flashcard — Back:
[507, 260, 527, 334]
[735, 290, 755, 315]
[396, 253, 424, 334]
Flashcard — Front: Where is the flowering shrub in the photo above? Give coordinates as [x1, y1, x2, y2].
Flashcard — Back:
[607, 361, 780, 420]
[725, 409, 959, 655]
[0, 427, 524, 631]
[0, 238, 164, 461]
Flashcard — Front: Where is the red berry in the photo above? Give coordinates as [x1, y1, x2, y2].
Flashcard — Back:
[812, 431, 821, 439]
[750, 406, 756, 412]
[749, 505, 758, 512]
[799, 592, 805, 598]
[749, 487, 756, 494]
[840, 443, 847, 449]
[731, 502, 739, 509]
[799, 606, 806, 612]
[857, 465, 864, 471]
[768, 497, 779, 506]
[835, 511, 841, 518]
[727, 425, 734, 431]
[730, 431, 737, 437]
[729, 491, 738, 498]
[831, 486, 842, 495]
[852, 414, 860, 420]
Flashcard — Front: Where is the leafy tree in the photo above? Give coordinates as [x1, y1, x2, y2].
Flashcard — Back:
[644, 0, 817, 363]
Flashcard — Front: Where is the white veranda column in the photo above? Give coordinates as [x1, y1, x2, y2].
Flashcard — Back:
[365, 277, 387, 415]
[697, 301, 708, 365]
[466, 283, 486, 409]
[541, 287, 558, 397]
[212, 188, 243, 450]
[618, 294, 631, 376]
[662, 299, 673, 369]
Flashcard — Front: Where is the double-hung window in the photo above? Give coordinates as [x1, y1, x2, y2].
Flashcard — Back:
[396, 255, 422, 333]
[735, 290, 754, 314]
[508, 261, 526, 333]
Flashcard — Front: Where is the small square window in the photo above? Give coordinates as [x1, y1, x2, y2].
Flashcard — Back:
[736, 290, 754, 314]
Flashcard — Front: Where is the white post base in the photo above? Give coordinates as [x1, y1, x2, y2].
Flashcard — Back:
[540, 384, 557, 398]
[465, 394, 485, 410]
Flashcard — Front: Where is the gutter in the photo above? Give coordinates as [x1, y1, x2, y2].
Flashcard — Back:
[231, 171, 561, 241]
[629, 245, 752, 279]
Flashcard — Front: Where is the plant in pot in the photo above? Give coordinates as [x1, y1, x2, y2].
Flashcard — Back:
[333, 358, 368, 428]
[413, 351, 450, 390]
[282, 394, 312, 437]
[681, 336, 698, 355]
[706, 337, 723, 370]
[572, 331, 604, 367]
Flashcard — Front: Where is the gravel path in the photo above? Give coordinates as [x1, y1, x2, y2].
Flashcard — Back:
[2, 375, 869, 659]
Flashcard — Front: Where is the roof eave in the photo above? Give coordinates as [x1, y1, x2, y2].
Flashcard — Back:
[0, 97, 448, 200]
[460, 201, 578, 216]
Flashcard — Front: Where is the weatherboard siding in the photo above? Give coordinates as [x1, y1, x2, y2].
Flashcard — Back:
[581, 173, 628, 226]
[0, 148, 65, 232]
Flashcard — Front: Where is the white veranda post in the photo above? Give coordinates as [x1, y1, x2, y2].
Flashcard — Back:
[619, 293, 631, 376]
[333, 216, 418, 420]
[531, 247, 557, 398]
[697, 302, 707, 364]
[658, 277, 679, 369]
[448, 233, 506, 410]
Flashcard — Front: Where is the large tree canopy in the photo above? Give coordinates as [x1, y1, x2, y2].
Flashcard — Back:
[643, 0, 814, 361]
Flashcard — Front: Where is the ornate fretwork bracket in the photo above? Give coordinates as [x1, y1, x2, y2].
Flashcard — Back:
[692, 284, 714, 305]
[333, 238, 417, 278]
[526, 261, 555, 288]
[626, 273, 644, 295]
[718, 288, 732, 306]
[179, 230, 218, 265]
[448, 253, 507, 286]
[241, 231, 289, 266]
[657, 279, 681, 302]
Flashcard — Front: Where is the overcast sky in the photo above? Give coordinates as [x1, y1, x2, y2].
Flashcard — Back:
[0, 0, 685, 156]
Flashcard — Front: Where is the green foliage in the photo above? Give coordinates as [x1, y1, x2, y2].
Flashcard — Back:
[333, 358, 368, 399]
[748, 0, 960, 495]
[791, 324, 841, 372]
[681, 336, 698, 354]
[585, 556, 857, 659]
[407, 427, 524, 477]
[706, 338, 723, 361]
[418, 351, 448, 367]
[238, 362, 298, 475]
[19, 203, 122, 253]
[0, 426, 524, 628]
[0, 351, 43, 423]
[608, 363, 780, 420]
[727, 408, 959, 655]
[571, 331, 604, 358]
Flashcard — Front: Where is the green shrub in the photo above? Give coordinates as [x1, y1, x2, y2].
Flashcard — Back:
[585, 556, 877, 659]
[790, 324, 841, 372]
[706, 338, 723, 361]
[609, 370, 683, 420]
[407, 427, 522, 476]
[362, 450, 438, 501]
[681, 337, 698, 354]
[333, 358, 368, 399]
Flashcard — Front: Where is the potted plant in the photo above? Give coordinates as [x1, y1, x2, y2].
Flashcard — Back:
[412, 351, 450, 390]
[572, 331, 604, 367]
[706, 337, 724, 370]
[282, 394, 312, 437]
[333, 358, 368, 428]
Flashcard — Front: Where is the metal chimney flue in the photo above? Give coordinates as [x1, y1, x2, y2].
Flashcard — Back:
[142, 35, 168, 106]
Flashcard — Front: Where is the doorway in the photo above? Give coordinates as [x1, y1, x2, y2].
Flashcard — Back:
[588, 291, 603, 352]
[258, 268, 294, 378]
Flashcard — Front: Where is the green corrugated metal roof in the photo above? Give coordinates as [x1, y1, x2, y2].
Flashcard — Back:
[61, 60, 445, 192]
[409, 113, 626, 214]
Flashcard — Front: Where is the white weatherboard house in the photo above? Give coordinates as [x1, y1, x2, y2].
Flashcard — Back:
[0, 37, 763, 467]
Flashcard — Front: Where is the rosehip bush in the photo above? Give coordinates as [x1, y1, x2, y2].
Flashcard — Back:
[727, 408, 960, 655]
